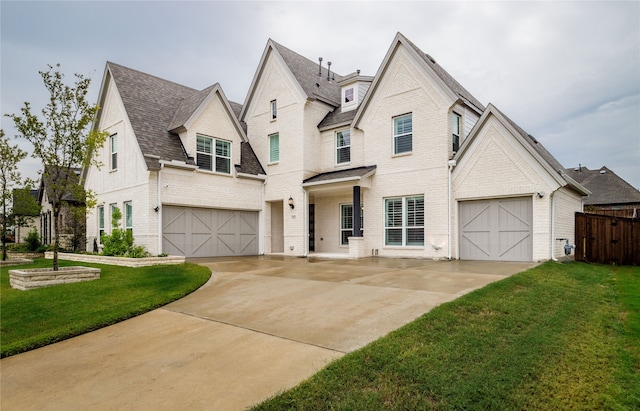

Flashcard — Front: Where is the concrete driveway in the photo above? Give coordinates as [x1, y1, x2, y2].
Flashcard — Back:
[1, 256, 536, 410]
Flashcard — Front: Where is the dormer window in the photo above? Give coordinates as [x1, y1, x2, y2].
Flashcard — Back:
[344, 88, 354, 104]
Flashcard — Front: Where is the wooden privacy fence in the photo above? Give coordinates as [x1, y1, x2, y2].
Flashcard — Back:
[575, 212, 640, 266]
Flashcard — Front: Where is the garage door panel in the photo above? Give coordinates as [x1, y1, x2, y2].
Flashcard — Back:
[163, 207, 258, 258]
[460, 197, 532, 262]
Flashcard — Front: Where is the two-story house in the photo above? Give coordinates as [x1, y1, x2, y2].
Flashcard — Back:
[84, 33, 588, 261]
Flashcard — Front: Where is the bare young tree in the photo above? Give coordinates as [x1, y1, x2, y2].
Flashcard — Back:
[7, 64, 107, 270]
[0, 129, 28, 260]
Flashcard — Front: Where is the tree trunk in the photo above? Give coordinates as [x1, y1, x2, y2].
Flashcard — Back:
[53, 207, 60, 271]
[2, 200, 7, 261]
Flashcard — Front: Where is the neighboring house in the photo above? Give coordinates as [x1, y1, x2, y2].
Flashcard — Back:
[84, 33, 589, 262]
[12, 188, 40, 243]
[565, 165, 640, 218]
[39, 167, 86, 251]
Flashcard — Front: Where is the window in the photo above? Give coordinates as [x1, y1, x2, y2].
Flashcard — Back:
[344, 87, 354, 104]
[196, 135, 212, 170]
[336, 130, 351, 164]
[452, 112, 461, 152]
[98, 206, 105, 239]
[215, 139, 231, 174]
[110, 203, 118, 231]
[271, 100, 277, 120]
[340, 204, 364, 245]
[385, 196, 424, 246]
[110, 134, 118, 170]
[124, 201, 133, 234]
[393, 113, 412, 154]
[269, 133, 279, 163]
[197, 135, 231, 174]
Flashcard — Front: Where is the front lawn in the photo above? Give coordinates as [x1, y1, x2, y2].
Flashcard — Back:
[1, 259, 210, 358]
[253, 262, 639, 410]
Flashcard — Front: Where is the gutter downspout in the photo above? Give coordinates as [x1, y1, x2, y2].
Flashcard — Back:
[550, 189, 557, 262]
[260, 176, 267, 255]
[447, 160, 457, 260]
[157, 166, 163, 255]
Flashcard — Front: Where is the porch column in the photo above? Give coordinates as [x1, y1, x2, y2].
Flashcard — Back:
[353, 185, 362, 237]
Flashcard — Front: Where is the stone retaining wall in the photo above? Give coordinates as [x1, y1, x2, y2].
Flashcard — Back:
[10, 266, 101, 290]
[45, 252, 185, 267]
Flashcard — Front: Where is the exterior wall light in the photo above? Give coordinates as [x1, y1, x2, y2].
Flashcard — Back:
[288, 196, 295, 209]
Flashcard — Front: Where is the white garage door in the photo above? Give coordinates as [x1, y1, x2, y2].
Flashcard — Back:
[162, 206, 258, 258]
[459, 197, 532, 261]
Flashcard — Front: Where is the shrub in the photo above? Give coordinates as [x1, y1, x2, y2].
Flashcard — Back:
[24, 228, 41, 252]
[100, 207, 148, 257]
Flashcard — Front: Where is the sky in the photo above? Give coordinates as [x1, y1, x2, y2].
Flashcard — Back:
[1, 1, 639, 190]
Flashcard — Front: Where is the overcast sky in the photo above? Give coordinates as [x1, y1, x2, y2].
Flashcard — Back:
[2, 1, 639, 190]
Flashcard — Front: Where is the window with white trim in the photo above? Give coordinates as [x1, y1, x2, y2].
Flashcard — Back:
[215, 139, 231, 174]
[393, 113, 412, 155]
[98, 205, 105, 239]
[269, 133, 279, 163]
[340, 203, 364, 246]
[109, 203, 117, 232]
[452, 112, 461, 152]
[336, 129, 351, 164]
[197, 135, 231, 174]
[385, 196, 424, 246]
[344, 87, 354, 104]
[271, 100, 277, 120]
[110, 134, 118, 170]
[124, 201, 133, 234]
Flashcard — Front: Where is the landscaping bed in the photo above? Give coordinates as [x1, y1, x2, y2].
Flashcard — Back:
[44, 251, 185, 267]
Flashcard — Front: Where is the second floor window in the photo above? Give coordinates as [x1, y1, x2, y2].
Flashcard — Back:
[452, 112, 461, 152]
[197, 135, 231, 174]
[269, 133, 279, 163]
[110, 134, 118, 170]
[336, 130, 351, 164]
[271, 100, 277, 120]
[393, 113, 412, 155]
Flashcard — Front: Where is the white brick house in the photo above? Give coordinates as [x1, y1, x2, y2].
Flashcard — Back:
[84, 33, 588, 261]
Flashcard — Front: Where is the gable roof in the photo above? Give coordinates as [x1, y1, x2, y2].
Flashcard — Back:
[240, 39, 345, 121]
[564, 166, 640, 205]
[456, 104, 590, 196]
[104, 62, 197, 170]
[353, 32, 485, 127]
[93, 62, 262, 175]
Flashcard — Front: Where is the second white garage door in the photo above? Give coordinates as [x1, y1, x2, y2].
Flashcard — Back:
[162, 206, 258, 258]
[459, 197, 532, 261]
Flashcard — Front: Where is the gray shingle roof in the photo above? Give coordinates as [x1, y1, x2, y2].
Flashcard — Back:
[235, 142, 266, 176]
[106, 62, 261, 174]
[565, 166, 640, 205]
[317, 108, 357, 130]
[303, 165, 377, 184]
[271, 40, 344, 106]
[401, 35, 485, 112]
[168, 84, 218, 132]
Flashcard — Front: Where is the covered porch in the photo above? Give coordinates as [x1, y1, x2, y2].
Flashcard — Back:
[302, 166, 376, 258]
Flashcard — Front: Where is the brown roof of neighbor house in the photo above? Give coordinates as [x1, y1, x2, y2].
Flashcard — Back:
[564, 166, 640, 206]
[271, 40, 345, 106]
[39, 166, 83, 204]
[303, 165, 377, 185]
[104, 62, 263, 175]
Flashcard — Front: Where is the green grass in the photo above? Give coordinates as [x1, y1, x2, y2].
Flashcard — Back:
[1, 259, 210, 358]
[253, 262, 640, 410]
